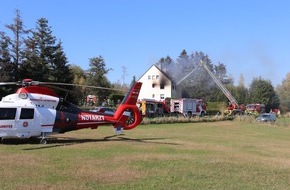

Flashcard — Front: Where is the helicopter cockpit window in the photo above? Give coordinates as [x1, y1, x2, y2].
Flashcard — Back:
[0, 108, 17, 120]
[57, 99, 81, 113]
[20, 108, 34, 119]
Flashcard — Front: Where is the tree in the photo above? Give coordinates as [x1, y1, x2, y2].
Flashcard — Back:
[182, 52, 217, 101]
[69, 65, 87, 105]
[276, 73, 290, 113]
[1, 10, 29, 81]
[86, 56, 112, 105]
[238, 73, 245, 87]
[0, 32, 13, 82]
[21, 35, 47, 80]
[0, 34, 14, 97]
[175, 49, 192, 84]
[156, 55, 174, 77]
[247, 77, 279, 112]
[234, 73, 248, 104]
[214, 62, 232, 84]
[50, 40, 72, 83]
[70, 65, 86, 85]
[21, 18, 72, 83]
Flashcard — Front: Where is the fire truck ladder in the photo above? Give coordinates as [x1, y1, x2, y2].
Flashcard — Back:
[200, 61, 238, 106]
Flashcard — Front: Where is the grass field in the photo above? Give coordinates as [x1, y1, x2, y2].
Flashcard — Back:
[1, 117, 290, 190]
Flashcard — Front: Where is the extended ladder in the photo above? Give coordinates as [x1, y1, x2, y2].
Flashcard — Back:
[200, 61, 238, 106]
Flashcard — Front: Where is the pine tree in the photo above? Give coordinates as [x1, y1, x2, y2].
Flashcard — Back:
[276, 73, 290, 112]
[21, 18, 72, 83]
[248, 77, 279, 112]
[235, 74, 248, 104]
[0, 34, 14, 97]
[2, 10, 29, 81]
[50, 41, 72, 83]
[21, 36, 47, 80]
[0, 33, 13, 81]
[86, 56, 112, 105]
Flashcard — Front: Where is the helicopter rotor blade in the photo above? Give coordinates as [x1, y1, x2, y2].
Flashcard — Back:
[0, 82, 18, 86]
[0, 80, 127, 93]
[38, 82, 126, 92]
[44, 84, 74, 94]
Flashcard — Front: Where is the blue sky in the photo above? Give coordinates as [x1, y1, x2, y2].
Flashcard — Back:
[1, 0, 289, 87]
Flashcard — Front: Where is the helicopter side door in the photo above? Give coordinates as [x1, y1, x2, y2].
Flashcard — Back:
[15, 107, 39, 138]
[15, 107, 57, 138]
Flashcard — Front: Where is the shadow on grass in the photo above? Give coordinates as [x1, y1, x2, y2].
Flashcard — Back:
[0, 135, 180, 150]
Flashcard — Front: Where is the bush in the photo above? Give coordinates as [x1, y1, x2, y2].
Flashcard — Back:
[141, 115, 232, 125]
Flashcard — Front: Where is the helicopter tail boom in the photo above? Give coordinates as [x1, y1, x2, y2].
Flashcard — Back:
[112, 82, 142, 131]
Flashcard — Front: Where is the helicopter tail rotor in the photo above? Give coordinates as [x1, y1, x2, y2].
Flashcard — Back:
[112, 82, 142, 132]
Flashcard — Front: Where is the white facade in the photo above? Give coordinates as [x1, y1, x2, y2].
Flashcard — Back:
[138, 65, 181, 101]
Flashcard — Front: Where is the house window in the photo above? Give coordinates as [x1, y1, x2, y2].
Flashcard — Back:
[160, 84, 165, 89]
[152, 75, 155, 80]
[148, 75, 151, 80]
[160, 94, 165, 99]
[152, 83, 155, 88]
[152, 94, 155, 98]
[156, 75, 159, 80]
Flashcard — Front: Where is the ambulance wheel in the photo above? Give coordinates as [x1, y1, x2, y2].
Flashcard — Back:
[40, 138, 47, 144]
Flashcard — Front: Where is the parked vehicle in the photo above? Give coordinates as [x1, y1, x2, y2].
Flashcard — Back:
[137, 99, 168, 117]
[256, 113, 276, 122]
[137, 98, 206, 117]
[86, 95, 97, 106]
[170, 98, 206, 117]
[245, 104, 265, 116]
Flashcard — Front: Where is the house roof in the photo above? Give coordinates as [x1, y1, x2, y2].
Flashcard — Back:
[138, 64, 175, 84]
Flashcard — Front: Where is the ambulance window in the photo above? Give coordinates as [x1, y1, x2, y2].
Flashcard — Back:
[0, 108, 16, 120]
[20, 108, 34, 119]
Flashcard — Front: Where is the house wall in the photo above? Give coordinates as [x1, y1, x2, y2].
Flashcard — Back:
[138, 65, 181, 101]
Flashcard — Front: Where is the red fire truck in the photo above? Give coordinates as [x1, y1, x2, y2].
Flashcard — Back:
[170, 98, 206, 117]
[245, 104, 265, 116]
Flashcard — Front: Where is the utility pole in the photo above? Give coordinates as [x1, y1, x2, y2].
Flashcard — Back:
[121, 66, 127, 85]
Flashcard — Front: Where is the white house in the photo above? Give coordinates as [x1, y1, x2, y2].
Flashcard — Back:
[138, 65, 182, 101]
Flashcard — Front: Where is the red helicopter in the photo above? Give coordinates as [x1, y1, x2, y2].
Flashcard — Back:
[0, 79, 143, 144]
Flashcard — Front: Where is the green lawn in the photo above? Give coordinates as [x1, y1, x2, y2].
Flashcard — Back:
[1, 118, 290, 190]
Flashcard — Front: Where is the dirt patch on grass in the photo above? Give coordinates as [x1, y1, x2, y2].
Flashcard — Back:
[71, 158, 143, 184]
[0, 153, 45, 178]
